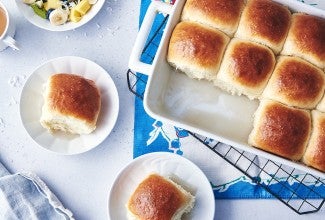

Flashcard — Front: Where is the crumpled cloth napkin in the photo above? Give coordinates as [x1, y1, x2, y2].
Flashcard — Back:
[0, 161, 74, 220]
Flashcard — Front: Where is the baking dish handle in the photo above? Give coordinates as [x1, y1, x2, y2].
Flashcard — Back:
[129, 1, 173, 76]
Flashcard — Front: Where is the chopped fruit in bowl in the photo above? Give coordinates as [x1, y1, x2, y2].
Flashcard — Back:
[22, 0, 97, 26]
[70, 7, 82, 22]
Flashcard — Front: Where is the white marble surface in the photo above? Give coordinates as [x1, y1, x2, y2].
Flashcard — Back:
[0, 0, 324, 219]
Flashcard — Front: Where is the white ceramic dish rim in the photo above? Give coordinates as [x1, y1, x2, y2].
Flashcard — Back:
[129, 0, 325, 179]
[107, 152, 215, 220]
[20, 56, 119, 155]
[15, 0, 105, 31]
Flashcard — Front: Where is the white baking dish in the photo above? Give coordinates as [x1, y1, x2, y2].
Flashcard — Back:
[129, 0, 325, 179]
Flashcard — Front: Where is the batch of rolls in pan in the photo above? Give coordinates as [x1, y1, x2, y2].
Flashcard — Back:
[167, 0, 325, 172]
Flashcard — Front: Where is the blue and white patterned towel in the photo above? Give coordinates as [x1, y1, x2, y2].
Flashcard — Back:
[134, 0, 325, 199]
[0, 161, 73, 219]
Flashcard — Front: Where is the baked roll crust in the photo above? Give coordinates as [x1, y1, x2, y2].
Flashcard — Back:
[303, 110, 325, 172]
[248, 99, 311, 161]
[215, 38, 275, 99]
[262, 56, 325, 109]
[316, 90, 325, 112]
[181, 0, 246, 36]
[235, 0, 291, 54]
[40, 73, 101, 134]
[167, 21, 230, 81]
[126, 174, 195, 220]
[281, 13, 325, 69]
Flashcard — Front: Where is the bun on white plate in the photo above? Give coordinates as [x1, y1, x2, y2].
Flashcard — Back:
[126, 173, 195, 220]
[40, 73, 101, 135]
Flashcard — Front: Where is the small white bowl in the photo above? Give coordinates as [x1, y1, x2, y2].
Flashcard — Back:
[15, 0, 105, 31]
[20, 56, 119, 155]
[108, 152, 215, 220]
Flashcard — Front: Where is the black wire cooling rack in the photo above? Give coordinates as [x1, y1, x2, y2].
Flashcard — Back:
[127, 14, 325, 215]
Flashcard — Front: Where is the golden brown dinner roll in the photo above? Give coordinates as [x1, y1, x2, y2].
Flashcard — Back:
[235, 0, 291, 54]
[262, 56, 325, 109]
[248, 99, 311, 161]
[181, 0, 246, 36]
[126, 173, 195, 220]
[40, 73, 101, 134]
[167, 21, 230, 81]
[215, 38, 275, 99]
[281, 13, 325, 69]
[303, 110, 325, 172]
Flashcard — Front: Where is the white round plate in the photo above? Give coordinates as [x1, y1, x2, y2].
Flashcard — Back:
[15, 0, 105, 31]
[20, 56, 119, 155]
[108, 152, 215, 220]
